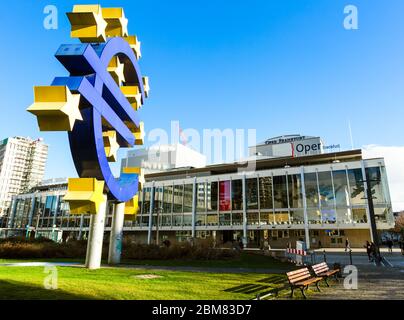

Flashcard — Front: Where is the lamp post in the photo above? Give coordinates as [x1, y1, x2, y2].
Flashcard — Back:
[364, 174, 382, 266]
[35, 210, 41, 239]
[156, 207, 161, 245]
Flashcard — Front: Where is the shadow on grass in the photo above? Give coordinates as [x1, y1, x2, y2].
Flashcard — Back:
[223, 274, 288, 297]
[0, 280, 93, 300]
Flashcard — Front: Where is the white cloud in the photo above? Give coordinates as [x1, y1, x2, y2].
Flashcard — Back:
[362, 145, 404, 212]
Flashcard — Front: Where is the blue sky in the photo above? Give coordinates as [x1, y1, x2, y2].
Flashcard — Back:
[0, 0, 403, 189]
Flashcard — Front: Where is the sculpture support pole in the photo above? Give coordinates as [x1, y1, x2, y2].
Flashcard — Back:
[108, 202, 125, 265]
[85, 197, 107, 269]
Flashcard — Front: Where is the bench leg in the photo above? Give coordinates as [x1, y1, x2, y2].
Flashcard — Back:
[290, 286, 294, 298]
[315, 281, 321, 292]
[324, 277, 330, 287]
[300, 287, 307, 299]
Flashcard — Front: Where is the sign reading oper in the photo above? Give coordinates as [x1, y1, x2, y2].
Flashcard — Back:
[27, 5, 149, 213]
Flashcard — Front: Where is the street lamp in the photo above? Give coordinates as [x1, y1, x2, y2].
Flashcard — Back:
[156, 207, 162, 245]
[363, 175, 383, 266]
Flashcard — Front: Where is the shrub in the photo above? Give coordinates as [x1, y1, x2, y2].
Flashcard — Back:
[0, 239, 87, 259]
[0, 237, 239, 261]
[122, 241, 239, 261]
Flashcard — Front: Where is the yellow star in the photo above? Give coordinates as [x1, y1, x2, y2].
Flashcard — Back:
[64, 178, 106, 214]
[124, 194, 140, 215]
[102, 7, 129, 37]
[67, 4, 107, 43]
[142, 76, 150, 98]
[103, 130, 120, 162]
[134, 121, 145, 145]
[108, 56, 125, 85]
[27, 86, 82, 131]
[120, 85, 142, 110]
[123, 35, 141, 60]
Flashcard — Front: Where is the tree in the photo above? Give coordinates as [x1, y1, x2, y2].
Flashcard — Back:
[393, 212, 404, 236]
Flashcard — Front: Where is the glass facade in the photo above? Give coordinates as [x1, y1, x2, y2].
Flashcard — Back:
[8, 160, 394, 245]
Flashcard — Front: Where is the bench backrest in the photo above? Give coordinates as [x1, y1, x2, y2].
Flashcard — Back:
[286, 267, 312, 284]
[312, 262, 330, 275]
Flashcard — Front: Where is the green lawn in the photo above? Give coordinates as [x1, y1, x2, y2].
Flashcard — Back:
[0, 265, 290, 300]
[121, 252, 293, 269]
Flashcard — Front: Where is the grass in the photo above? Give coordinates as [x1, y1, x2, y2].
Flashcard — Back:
[0, 265, 290, 300]
[121, 252, 293, 270]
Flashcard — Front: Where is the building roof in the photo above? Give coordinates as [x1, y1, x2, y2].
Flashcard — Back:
[145, 149, 363, 181]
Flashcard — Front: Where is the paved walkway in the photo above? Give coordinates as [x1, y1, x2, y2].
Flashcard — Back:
[311, 265, 404, 300]
[0, 262, 81, 267]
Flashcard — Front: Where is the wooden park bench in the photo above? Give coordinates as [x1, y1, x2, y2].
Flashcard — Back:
[311, 262, 340, 287]
[286, 267, 322, 299]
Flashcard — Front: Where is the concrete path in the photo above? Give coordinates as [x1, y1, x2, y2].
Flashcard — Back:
[311, 265, 404, 300]
[0, 262, 81, 267]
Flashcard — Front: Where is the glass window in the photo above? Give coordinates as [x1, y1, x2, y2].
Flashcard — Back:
[307, 209, 321, 224]
[232, 212, 242, 225]
[162, 186, 172, 213]
[274, 210, 289, 223]
[207, 181, 218, 212]
[161, 215, 171, 226]
[173, 185, 183, 213]
[173, 214, 182, 226]
[347, 169, 365, 205]
[336, 208, 351, 224]
[196, 213, 206, 226]
[138, 189, 143, 215]
[247, 212, 259, 225]
[318, 171, 334, 207]
[140, 215, 149, 226]
[304, 172, 319, 208]
[196, 183, 206, 212]
[183, 214, 192, 226]
[288, 174, 303, 208]
[366, 167, 388, 204]
[333, 170, 350, 207]
[260, 212, 270, 225]
[183, 184, 193, 213]
[290, 210, 304, 224]
[352, 208, 367, 223]
[273, 175, 288, 209]
[259, 176, 273, 209]
[231, 179, 243, 211]
[206, 213, 218, 226]
[246, 178, 258, 210]
[153, 187, 163, 213]
[44, 196, 54, 217]
[219, 213, 231, 225]
[143, 188, 151, 214]
[219, 181, 231, 212]
[321, 208, 336, 223]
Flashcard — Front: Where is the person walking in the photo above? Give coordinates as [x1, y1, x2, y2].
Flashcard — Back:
[399, 239, 404, 256]
[387, 238, 393, 254]
[345, 238, 350, 252]
[365, 241, 372, 261]
[370, 242, 376, 262]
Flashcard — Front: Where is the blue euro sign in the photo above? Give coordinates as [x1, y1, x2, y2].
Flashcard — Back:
[51, 37, 145, 202]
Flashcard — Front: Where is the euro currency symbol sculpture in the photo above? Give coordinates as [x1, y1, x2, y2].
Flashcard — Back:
[27, 5, 150, 268]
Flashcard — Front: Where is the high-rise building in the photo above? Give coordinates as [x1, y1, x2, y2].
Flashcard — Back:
[0, 137, 48, 217]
